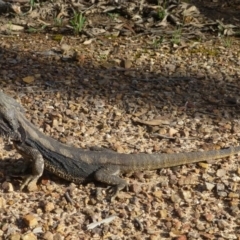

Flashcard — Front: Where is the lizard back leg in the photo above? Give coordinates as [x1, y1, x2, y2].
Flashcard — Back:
[13, 142, 44, 191]
[94, 166, 127, 200]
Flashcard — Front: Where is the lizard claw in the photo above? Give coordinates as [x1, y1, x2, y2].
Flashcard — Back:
[106, 186, 118, 201]
[20, 175, 39, 192]
[106, 183, 129, 201]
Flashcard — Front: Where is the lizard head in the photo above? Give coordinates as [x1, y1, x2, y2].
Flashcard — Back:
[0, 111, 21, 141]
[0, 91, 22, 141]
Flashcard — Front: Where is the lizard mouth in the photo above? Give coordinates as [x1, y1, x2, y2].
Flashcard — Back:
[0, 119, 17, 140]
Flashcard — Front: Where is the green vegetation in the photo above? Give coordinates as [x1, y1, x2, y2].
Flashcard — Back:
[157, 0, 167, 21]
[190, 47, 219, 56]
[70, 12, 86, 34]
[26, 25, 47, 33]
[29, 0, 35, 8]
[54, 17, 63, 27]
[222, 36, 233, 48]
[152, 37, 164, 48]
[171, 27, 182, 45]
[108, 13, 119, 20]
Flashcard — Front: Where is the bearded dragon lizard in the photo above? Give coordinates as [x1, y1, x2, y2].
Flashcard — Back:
[0, 91, 239, 198]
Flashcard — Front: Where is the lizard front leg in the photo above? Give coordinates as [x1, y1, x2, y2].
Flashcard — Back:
[94, 166, 127, 200]
[13, 141, 44, 191]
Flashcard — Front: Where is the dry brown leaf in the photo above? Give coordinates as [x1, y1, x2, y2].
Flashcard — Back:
[2, 23, 24, 31]
[169, 127, 178, 137]
[132, 117, 170, 126]
[22, 76, 35, 83]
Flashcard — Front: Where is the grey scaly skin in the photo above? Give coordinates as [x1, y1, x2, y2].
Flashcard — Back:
[0, 91, 239, 198]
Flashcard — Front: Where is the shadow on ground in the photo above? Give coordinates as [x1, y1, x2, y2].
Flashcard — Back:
[191, 0, 240, 26]
[0, 35, 239, 126]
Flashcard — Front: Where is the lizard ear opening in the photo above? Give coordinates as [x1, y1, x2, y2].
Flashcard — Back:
[18, 125, 26, 142]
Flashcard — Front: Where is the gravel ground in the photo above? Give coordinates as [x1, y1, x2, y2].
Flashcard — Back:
[0, 0, 240, 239]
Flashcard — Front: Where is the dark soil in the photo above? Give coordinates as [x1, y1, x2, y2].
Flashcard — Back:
[191, 0, 240, 25]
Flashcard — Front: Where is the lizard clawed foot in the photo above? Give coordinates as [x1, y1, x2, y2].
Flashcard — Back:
[106, 183, 129, 201]
[106, 186, 119, 202]
[94, 166, 128, 201]
[20, 175, 39, 191]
